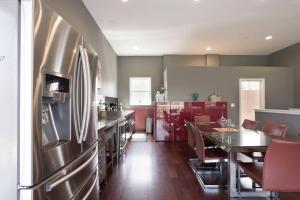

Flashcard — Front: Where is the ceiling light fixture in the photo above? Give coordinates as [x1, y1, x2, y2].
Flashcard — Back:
[206, 47, 211, 51]
[194, 0, 200, 2]
[133, 46, 140, 50]
[265, 35, 273, 40]
[121, 0, 128, 2]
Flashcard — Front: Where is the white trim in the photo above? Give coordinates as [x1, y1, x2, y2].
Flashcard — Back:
[239, 78, 265, 126]
[255, 109, 300, 115]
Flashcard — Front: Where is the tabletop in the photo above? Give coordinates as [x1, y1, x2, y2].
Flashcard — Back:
[203, 129, 277, 153]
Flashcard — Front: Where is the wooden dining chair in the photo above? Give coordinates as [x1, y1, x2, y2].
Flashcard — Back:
[192, 124, 227, 188]
[238, 139, 300, 195]
[242, 119, 259, 131]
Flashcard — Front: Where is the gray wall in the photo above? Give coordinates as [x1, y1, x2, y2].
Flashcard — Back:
[255, 111, 300, 140]
[163, 55, 268, 67]
[118, 56, 163, 107]
[167, 66, 295, 125]
[163, 55, 206, 67]
[268, 42, 300, 106]
[220, 55, 268, 66]
[45, 0, 118, 97]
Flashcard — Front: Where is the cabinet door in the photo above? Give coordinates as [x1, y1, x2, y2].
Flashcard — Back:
[154, 102, 174, 141]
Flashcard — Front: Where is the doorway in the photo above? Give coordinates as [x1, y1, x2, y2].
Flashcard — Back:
[239, 79, 265, 126]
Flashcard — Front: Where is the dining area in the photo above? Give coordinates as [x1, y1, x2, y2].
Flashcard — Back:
[187, 118, 300, 198]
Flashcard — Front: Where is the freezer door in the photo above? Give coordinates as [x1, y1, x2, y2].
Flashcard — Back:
[81, 41, 99, 151]
[20, 0, 83, 186]
[19, 143, 99, 200]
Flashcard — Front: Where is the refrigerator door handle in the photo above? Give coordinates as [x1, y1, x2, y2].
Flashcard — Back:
[45, 145, 97, 192]
[73, 46, 88, 144]
[82, 168, 98, 200]
[82, 48, 91, 142]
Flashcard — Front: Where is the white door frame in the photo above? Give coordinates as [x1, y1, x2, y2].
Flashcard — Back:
[239, 78, 265, 126]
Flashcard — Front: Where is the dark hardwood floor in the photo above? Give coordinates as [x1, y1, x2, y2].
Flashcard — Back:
[100, 135, 300, 200]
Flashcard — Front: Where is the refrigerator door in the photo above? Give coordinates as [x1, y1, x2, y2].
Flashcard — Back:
[81, 41, 99, 152]
[20, 0, 83, 186]
[19, 143, 99, 200]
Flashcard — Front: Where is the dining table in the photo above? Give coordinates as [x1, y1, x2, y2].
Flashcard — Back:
[203, 128, 299, 198]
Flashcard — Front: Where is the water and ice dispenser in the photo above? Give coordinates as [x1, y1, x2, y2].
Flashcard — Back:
[41, 73, 71, 149]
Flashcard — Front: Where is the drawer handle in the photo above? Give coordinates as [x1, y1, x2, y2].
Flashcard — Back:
[45, 146, 97, 192]
[82, 168, 98, 200]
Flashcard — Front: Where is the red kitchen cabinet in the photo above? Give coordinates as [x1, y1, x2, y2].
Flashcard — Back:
[154, 101, 227, 142]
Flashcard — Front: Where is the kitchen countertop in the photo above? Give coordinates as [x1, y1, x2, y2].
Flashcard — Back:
[255, 109, 300, 115]
[97, 110, 135, 131]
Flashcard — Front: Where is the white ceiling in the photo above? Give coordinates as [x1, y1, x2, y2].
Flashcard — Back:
[82, 0, 300, 56]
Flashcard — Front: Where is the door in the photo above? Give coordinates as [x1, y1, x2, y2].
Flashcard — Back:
[239, 79, 265, 126]
[20, 0, 83, 187]
[81, 41, 99, 152]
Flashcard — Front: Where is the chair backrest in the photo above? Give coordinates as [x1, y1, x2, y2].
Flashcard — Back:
[262, 123, 288, 138]
[163, 110, 170, 123]
[242, 119, 259, 130]
[195, 115, 211, 126]
[191, 123, 205, 161]
[263, 139, 300, 192]
[186, 121, 195, 149]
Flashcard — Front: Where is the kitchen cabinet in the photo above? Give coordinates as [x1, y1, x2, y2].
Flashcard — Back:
[154, 101, 227, 141]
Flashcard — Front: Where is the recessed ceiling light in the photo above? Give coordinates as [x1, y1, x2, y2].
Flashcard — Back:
[206, 47, 212, 51]
[194, 0, 200, 2]
[121, 0, 128, 2]
[265, 36, 273, 40]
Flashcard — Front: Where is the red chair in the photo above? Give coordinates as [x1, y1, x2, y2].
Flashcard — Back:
[243, 123, 288, 162]
[186, 121, 195, 150]
[191, 123, 227, 188]
[238, 139, 300, 194]
[195, 115, 211, 126]
[263, 123, 288, 138]
[186, 121, 215, 150]
[242, 119, 259, 131]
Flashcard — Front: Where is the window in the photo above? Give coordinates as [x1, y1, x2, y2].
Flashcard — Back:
[130, 77, 151, 105]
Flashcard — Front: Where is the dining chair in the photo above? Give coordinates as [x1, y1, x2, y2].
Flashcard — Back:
[195, 115, 211, 126]
[243, 122, 288, 162]
[186, 121, 195, 150]
[238, 139, 300, 196]
[191, 123, 227, 188]
[242, 119, 259, 131]
[187, 121, 215, 150]
[263, 122, 288, 138]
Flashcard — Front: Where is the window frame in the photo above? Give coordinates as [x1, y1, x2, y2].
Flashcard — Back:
[129, 77, 152, 106]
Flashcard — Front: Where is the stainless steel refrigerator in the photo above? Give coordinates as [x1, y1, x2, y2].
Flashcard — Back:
[0, 0, 100, 199]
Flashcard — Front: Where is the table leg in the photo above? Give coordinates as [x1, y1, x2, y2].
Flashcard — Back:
[227, 152, 274, 198]
[227, 152, 239, 197]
